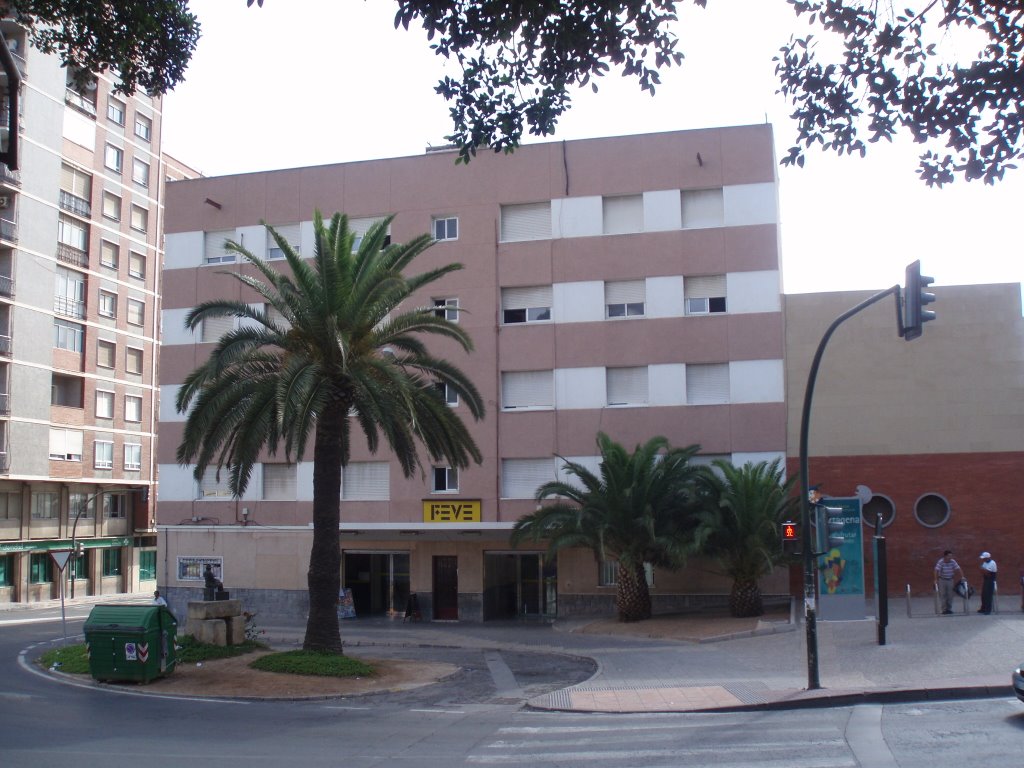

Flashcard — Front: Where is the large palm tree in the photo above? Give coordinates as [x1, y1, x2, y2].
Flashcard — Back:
[694, 459, 797, 618]
[510, 432, 703, 622]
[176, 212, 484, 652]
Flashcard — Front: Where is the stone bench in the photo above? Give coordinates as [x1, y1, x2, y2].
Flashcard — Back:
[185, 599, 245, 646]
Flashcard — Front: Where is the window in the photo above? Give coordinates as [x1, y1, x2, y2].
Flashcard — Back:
[125, 346, 143, 375]
[0, 491, 20, 520]
[599, 559, 654, 587]
[95, 390, 114, 419]
[127, 298, 145, 326]
[500, 201, 551, 242]
[49, 429, 83, 461]
[201, 315, 233, 343]
[124, 394, 142, 422]
[69, 553, 86, 580]
[267, 224, 299, 259]
[51, 373, 84, 407]
[432, 297, 459, 322]
[102, 548, 122, 576]
[103, 493, 128, 519]
[501, 286, 552, 324]
[606, 366, 649, 406]
[132, 157, 149, 187]
[349, 217, 390, 252]
[914, 493, 951, 528]
[501, 370, 554, 409]
[128, 251, 146, 279]
[60, 163, 92, 209]
[0, 555, 11, 587]
[101, 191, 121, 221]
[104, 144, 123, 173]
[54, 266, 86, 319]
[686, 363, 730, 405]
[262, 463, 297, 501]
[94, 440, 113, 469]
[602, 195, 643, 235]
[199, 471, 232, 498]
[32, 492, 59, 518]
[98, 290, 117, 318]
[605, 280, 645, 318]
[30, 553, 51, 583]
[341, 461, 390, 500]
[96, 339, 116, 368]
[70, 492, 95, 521]
[432, 466, 458, 493]
[139, 550, 156, 581]
[100, 240, 119, 269]
[205, 229, 235, 264]
[54, 319, 84, 352]
[57, 214, 88, 250]
[501, 458, 556, 498]
[684, 275, 727, 315]
[433, 216, 458, 241]
[134, 113, 152, 141]
[107, 97, 126, 125]
[435, 382, 458, 406]
[681, 188, 725, 229]
[124, 443, 142, 471]
[129, 204, 148, 233]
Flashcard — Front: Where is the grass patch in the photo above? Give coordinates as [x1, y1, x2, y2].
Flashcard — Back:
[176, 635, 265, 663]
[38, 644, 90, 674]
[250, 650, 375, 678]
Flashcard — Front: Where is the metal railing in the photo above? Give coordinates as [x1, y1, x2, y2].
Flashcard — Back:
[58, 190, 90, 217]
[0, 219, 16, 244]
[0, 162, 19, 187]
[54, 295, 85, 319]
[56, 242, 88, 268]
[64, 88, 96, 117]
[0, 273, 13, 298]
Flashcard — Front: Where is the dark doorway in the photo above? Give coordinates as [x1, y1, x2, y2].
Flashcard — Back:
[483, 552, 556, 619]
[432, 555, 458, 620]
[343, 552, 410, 617]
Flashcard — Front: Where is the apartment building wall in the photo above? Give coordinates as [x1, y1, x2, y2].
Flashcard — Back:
[0, 19, 180, 603]
[158, 126, 789, 621]
[784, 283, 1024, 598]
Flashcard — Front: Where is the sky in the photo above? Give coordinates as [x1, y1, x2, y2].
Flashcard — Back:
[161, 0, 1022, 296]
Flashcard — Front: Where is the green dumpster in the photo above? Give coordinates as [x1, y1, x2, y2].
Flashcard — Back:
[83, 604, 178, 683]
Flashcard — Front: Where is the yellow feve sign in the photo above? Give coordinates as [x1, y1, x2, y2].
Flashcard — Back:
[422, 499, 481, 523]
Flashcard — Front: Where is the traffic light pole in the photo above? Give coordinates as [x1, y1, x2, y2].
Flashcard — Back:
[799, 284, 902, 690]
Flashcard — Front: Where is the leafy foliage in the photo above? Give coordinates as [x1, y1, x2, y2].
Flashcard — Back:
[250, 649, 375, 677]
[511, 432, 703, 622]
[38, 643, 90, 674]
[176, 635, 265, 662]
[176, 212, 484, 652]
[7, 0, 199, 95]
[695, 458, 797, 617]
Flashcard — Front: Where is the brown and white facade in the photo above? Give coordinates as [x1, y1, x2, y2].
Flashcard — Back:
[0, 19, 182, 603]
[159, 126, 788, 620]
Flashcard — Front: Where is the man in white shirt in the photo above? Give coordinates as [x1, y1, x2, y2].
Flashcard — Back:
[152, 590, 167, 607]
[978, 552, 997, 614]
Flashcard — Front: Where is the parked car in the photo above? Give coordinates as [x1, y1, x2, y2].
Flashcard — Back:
[1013, 664, 1024, 703]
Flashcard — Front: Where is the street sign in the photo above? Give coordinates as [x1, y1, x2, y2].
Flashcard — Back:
[50, 549, 72, 572]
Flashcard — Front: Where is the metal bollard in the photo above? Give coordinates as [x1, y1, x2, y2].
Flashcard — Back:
[933, 582, 940, 615]
[993, 582, 999, 615]
[908, 584, 914, 618]
[962, 581, 970, 614]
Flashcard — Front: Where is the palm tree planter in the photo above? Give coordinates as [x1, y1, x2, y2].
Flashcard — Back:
[695, 459, 797, 618]
[511, 433, 704, 622]
[176, 212, 484, 652]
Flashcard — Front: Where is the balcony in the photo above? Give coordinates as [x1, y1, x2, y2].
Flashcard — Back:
[0, 274, 12, 298]
[0, 218, 16, 244]
[0, 451, 8, 474]
[56, 242, 88, 269]
[0, 392, 9, 415]
[54, 295, 85, 320]
[59, 190, 90, 217]
[0, 162, 19, 188]
[0, 335, 10, 357]
[65, 88, 96, 118]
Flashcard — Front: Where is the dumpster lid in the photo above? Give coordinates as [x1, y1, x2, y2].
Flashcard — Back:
[83, 603, 176, 632]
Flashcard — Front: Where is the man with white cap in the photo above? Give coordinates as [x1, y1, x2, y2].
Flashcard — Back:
[978, 552, 997, 614]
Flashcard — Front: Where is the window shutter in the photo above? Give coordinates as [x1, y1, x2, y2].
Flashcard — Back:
[201, 315, 234, 342]
[501, 458, 556, 498]
[265, 303, 289, 329]
[684, 275, 727, 299]
[342, 462, 390, 500]
[268, 224, 300, 257]
[500, 202, 551, 242]
[605, 280, 645, 305]
[204, 230, 234, 262]
[681, 189, 725, 228]
[502, 371, 554, 408]
[66, 430, 83, 457]
[501, 286, 552, 312]
[602, 195, 643, 234]
[199, 471, 232, 498]
[48, 429, 65, 457]
[686, 363, 730, 405]
[262, 464, 297, 500]
[606, 367, 649, 405]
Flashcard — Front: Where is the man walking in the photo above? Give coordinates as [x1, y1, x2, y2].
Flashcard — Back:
[978, 552, 998, 614]
[934, 550, 964, 614]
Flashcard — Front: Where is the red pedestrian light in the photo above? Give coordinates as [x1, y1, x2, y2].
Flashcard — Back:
[782, 522, 798, 540]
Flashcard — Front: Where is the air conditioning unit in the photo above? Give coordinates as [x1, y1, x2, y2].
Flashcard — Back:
[0, 195, 9, 210]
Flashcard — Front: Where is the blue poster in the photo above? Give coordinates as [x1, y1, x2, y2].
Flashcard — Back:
[817, 496, 865, 620]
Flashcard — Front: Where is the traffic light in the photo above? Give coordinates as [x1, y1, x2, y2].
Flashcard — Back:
[903, 260, 936, 340]
[821, 505, 845, 548]
[781, 520, 799, 554]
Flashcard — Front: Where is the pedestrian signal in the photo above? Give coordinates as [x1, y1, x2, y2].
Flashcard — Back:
[781, 522, 798, 541]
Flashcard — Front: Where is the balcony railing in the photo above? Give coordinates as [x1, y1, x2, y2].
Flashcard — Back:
[0, 274, 12, 298]
[0, 451, 8, 474]
[65, 88, 96, 117]
[0, 392, 9, 416]
[56, 242, 88, 268]
[0, 162, 19, 188]
[54, 295, 85, 319]
[0, 219, 16, 244]
[59, 190, 90, 217]
[0, 335, 10, 357]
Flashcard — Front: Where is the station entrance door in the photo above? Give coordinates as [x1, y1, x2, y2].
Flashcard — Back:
[483, 552, 556, 620]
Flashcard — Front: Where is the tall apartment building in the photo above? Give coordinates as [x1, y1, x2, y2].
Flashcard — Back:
[159, 125, 787, 621]
[0, 19, 180, 603]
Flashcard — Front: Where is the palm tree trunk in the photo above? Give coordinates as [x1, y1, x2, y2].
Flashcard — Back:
[616, 561, 652, 622]
[729, 576, 764, 618]
[303, 400, 345, 652]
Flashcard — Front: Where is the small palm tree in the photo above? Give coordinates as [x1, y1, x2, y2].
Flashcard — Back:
[695, 459, 797, 618]
[176, 212, 484, 652]
[511, 432, 703, 622]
